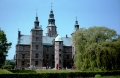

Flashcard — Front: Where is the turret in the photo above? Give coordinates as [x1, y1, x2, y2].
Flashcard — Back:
[74, 15, 79, 31]
[54, 35, 63, 70]
[46, 3, 57, 37]
[34, 13, 39, 28]
[30, 14, 43, 68]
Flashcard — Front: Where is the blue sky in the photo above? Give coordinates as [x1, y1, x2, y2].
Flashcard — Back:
[0, 0, 120, 59]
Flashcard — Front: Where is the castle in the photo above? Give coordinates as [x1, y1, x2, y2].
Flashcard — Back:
[15, 8, 79, 69]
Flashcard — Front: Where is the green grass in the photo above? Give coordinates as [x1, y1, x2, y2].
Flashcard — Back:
[102, 76, 120, 78]
[36, 69, 81, 73]
[0, 69, 13, 74]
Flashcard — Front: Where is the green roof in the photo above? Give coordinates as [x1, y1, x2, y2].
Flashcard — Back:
[18, 35, 72, 46]
[55, 35, 63, 41]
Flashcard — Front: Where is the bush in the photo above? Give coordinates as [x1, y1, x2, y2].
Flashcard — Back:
[0, 70, 120, 78]
[2, 65, 12, 69]
[8, 70, 36, 74]
[94, 74, 101, 78]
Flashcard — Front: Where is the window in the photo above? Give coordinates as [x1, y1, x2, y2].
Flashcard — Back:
[59, 49, 61, 51]
[36, 45, 38, 50]
[59, 60, 61, 63]
[66, 48, 69, 52]
[67, 55, 69, 59]
[59, 54, 61, 57]
[52, 61, 54, 66]
[22, 61, 25, 65]
[52, 55, 54, 59]
[35, 61, 38, 65]
[36, 37, 38, 42]
[22, 54, 25, 59]
[47, 47, 49, 51]
[22, 46, 25, 51]
[36, 54, 38, 58]
[36, 31, 38, 35]
[50, 15, 52, 18]
[46, 55, 49, 59]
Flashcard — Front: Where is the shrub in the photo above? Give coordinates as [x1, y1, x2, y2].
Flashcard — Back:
[2, 65, 12, 69]
[94, 74, 101, 78]
[8, 70, 36, 74]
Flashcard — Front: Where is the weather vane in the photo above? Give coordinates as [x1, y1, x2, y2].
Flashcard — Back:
[51, 2, 53, 10]
[36, 8, 38, 17]
[76, 13, 77, 21]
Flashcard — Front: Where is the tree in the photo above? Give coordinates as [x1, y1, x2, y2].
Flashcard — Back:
[2, 60, 15, 69]
[73, 26, 120, 70]
[0, 28, 12, 68]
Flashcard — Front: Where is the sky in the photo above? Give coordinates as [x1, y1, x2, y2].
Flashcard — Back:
[0, 0, 120, 59]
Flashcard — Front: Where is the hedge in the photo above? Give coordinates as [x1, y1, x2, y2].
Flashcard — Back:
[8, 70, 36, 74]
[0, 70, 120, 78]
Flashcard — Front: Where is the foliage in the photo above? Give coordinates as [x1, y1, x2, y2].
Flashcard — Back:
[4, 60, 15, 69]
[0, 29, 12, 68]
[2, 65, 12, 69]
[8, 70, 36, 74]
[73, 26, 120, 70]
[102, 75, 120, 78]
[94, 74, 101, 78]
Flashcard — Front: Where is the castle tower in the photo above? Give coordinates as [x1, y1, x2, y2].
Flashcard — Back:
[71, 15, 80, 59]
[74, 15, 79, 31]
[46, 5, 57, 37]
[30, 14, 43, 68]
[55, 35, 63, 69]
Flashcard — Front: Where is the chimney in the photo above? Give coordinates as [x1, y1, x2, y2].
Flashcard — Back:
[18, 30, 21, 38]
[66, 34, 68, 38]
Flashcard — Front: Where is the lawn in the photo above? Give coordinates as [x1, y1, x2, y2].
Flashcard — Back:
[102, 76, 120, 78]
[0, 69, 13, 74]
[36, 69, 81, 73]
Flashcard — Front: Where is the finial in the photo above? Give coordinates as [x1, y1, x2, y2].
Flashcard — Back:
[76, 13, 77, 21]
[36, 8, 38, 17]
[51, 2, 53, 10]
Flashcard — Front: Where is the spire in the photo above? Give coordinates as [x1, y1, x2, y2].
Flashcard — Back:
[74, 14, 79, 31]
[35, 9, 38, 21]
[46, 3, 57, 37]
[34, 9, 39, 27]
[75, 14, 78, 25]
[51, 2, 53, 10]
[36, 10, 38, 17]
[76, 14, 77, 21]
[48, 3, 55, 25]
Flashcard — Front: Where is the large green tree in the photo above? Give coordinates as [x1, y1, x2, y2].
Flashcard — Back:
[0, 29, 12, 68]
[73, 26, 120, 71]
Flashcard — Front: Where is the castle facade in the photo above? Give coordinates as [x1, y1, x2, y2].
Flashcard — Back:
[15, 8, 79, 69]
